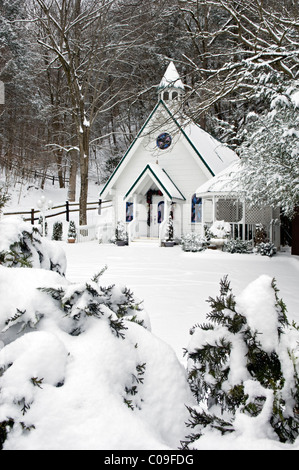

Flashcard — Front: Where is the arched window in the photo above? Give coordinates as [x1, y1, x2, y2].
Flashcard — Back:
[126, 202, 133, 222]
[163, 91, 169, 101]
[191, 194, 202, 223]
[172, 91, 178, 100]
[158, 201, 164, 224]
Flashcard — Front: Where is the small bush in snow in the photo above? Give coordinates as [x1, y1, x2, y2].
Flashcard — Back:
[67, 220, 77, 240]
[223, 238, 253, 254]
[254, 224, 268, 245]
[0, 217, 66, 275]
[209, 220, 231, 239]
[181, 233, 207, 252]
[164, 215, 174, 242]
[182, 275, 299, 448]
[255, 242, 277, 257]
[113, 221, 128, 244]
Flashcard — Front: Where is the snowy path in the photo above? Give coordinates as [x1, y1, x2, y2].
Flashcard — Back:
[64, 241, 299, 363]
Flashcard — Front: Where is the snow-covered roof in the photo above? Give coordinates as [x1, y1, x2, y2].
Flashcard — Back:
[124, 163, 185, 202]
[182, 122, 239, 176]
[158, 61, 185, 90]
[196, 160, 243, 196]
[100, 100, 240, 200]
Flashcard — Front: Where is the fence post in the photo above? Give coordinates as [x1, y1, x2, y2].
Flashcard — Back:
[98, 199, 102, 215]
[66, 201, 69, 222]
[31, 208, 35, 225]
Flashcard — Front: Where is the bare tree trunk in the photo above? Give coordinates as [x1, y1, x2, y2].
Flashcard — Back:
[68, 151, 78, 202]
[78, 124, 90, 225]
[54, 148, 65, 188]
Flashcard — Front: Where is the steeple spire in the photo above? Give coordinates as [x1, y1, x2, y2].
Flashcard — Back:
[158, 61, 185, 102]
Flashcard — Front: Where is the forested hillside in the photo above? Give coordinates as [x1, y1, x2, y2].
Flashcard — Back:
[0, 0, 298, 223]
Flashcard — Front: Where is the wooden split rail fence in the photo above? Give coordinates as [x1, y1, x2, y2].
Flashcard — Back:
[3, 199, 112, 225]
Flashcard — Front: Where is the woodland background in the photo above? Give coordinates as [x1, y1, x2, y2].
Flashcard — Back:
[0, 0, 298, 225]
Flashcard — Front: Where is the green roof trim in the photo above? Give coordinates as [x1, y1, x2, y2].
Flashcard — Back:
[159, 101, 215, 177]
[124, 164, 185, 201]
[161, 168, 186, 201]
[100, 99, 215, 198]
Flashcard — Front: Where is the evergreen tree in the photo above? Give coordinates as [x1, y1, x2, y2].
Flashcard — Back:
[0, 0, 52, 183]
[52, 221, 63, 241]
[237, 75, 299, 219]
[182, 275, 299, 447]
[0, 184, 10, 213]
[67, 220, 77, 240]
[114, 221, 128, 244]
[164, 215, 174, 242]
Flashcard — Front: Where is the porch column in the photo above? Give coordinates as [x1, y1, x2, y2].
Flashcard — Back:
[159, 196, 169, 245]
[133, 194, 137, 219]
[164, 197, 168, 223]
[201, 197, 205, 237]
[242, 200, 246, 241]
[133, 194, 138, 238]
[212, 195, 216, 223]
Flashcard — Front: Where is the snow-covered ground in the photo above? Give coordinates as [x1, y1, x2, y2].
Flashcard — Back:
[63, 240, 299, 366]
[1, 180, 299, 450]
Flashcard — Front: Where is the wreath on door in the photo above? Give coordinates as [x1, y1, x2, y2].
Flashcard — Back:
[146, 189, 163, 226]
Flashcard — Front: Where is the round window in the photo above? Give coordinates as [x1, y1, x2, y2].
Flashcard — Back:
[156, 133, 172, 150]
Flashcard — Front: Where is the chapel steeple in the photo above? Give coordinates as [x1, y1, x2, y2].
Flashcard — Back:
[158, 61, 185, 103]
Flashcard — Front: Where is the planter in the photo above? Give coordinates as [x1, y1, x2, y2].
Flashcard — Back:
[210, 238, 226, 249]
[164, 241, 174, 247]
[67, 238, 76, 244]
[116, 240, 127, 246]
[207, 244, 217, 250]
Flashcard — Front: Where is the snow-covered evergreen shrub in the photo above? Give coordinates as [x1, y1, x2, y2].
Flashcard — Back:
[223, 238, 253, 254]
[181, 233, 207, 252]
[0, 217, 66, 275]
[67, 220, 77, 240]
[0, 266, 191, 450]
[52, 221, 63, 241]
[255, 242, 277, 257]
[209, 220, 231, 239]
[182, 275, 299, 448]
[238, 77, 299, 219]
[164, 215, 174, 242]
[113, 221, 128, 244]
[254, 224, 268, 245]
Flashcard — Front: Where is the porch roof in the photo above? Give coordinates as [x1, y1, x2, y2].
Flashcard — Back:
[124, 163, 186, 202]
[196, 160, 244, 198]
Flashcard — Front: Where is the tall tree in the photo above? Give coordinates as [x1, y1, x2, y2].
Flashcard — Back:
[178, 0, 299, 138]
[34, 0, 131, 223]
[0, 0, 53, 186]
[238, 74, 299, 219]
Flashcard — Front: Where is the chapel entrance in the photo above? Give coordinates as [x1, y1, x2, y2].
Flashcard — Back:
[149, 196, 165, 238]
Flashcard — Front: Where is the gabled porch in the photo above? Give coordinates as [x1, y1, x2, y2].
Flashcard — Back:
[124, 163, 185, 245]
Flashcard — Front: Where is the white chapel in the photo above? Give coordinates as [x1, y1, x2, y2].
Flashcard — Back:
[99, 62, 242, 245]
